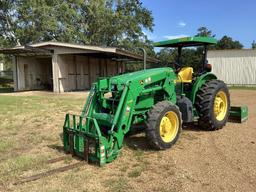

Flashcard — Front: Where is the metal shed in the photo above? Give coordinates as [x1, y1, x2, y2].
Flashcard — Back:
[208, 49, 256, 86]
[0, 42, 157, 93]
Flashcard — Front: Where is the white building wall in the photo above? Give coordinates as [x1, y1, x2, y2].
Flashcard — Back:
[55, 54, 120, 92]
[208, 49, 256, 86]
[56, 54, 90, 92]
[14, 46, 124, 93]
[16, 56, 52, 91]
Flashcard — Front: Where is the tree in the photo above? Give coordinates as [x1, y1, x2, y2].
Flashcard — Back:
[195, 27, 217, 51]
[196, 27, 215, 37]
[0, 0, 154, 50]
[0, 0, 17, 47]
[0, 0, 85, 47]
[155, 47, 205, 71]
[216, 35, 243, 50]
[156, 27, 245, 70]
[156, 48, 176, 67]
[0, 0, 154, 72]
[252, 40, 256, 49]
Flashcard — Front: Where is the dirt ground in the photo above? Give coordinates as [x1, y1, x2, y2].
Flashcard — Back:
[0, 89, 255, 192]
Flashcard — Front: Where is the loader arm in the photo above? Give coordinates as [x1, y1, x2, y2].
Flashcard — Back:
[63, 67, 177, 165]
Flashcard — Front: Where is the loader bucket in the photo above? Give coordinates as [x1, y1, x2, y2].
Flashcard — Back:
[228, 106, 248, 123]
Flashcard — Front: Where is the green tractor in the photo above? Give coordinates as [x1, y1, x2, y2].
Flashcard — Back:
[63, 36, 248, 166]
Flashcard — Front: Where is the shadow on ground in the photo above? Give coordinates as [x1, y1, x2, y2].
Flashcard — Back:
[124, 122, 204, 151]
[47, 144, 65, 153]
[48, 123, 204, 153]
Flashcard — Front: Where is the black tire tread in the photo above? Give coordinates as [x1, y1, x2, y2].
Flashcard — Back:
[146, 101, 182, 150]
[195, 79, 230, 131]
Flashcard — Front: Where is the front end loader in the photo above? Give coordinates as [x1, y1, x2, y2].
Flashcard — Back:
[63, 36, 248, 166]
[63, 68, 179, 165]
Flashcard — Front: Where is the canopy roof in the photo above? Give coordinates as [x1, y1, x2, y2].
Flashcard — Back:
[154, 36, 217, 48]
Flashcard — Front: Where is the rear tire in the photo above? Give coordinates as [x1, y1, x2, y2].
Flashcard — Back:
[146, 101, 182, 150]
[195, 80, 230, 131]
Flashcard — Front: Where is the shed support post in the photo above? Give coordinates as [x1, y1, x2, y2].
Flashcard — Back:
[12, 56, 18, 91]
[52, 54, 60, 93]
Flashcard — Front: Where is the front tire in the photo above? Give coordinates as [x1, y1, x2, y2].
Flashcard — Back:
[195, 80, 230, 131]
[146, 101, 182, 150]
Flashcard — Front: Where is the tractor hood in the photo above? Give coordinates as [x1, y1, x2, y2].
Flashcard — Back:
[109, 67, 176, 85]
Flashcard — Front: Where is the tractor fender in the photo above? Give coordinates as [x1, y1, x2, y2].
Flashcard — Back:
[190, 73, 217, 104]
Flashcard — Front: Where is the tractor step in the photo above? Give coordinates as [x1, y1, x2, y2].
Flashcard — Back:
[229, 106, 248, 123]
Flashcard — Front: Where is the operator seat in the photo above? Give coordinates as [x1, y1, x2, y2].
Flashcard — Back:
[176, 67, 193, 83]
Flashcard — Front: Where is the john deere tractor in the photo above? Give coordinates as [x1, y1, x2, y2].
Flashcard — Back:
[63, 37, 248, 166]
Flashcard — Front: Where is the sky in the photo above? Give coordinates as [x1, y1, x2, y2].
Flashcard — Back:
[141, 0, 256, 48]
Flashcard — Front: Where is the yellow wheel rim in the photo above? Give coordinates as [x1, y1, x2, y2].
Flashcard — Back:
[160, 111, 179, 143]
[214, 91, 228, 121]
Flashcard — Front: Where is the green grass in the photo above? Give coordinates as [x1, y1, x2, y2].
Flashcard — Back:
[0, 154, 48, 186]
[128, 167, 144, 178]
[0, 87, 14, 93]
[0, 94, 85, 190]
[0, 90, 253, 191]
[104, 177, 128, 192]
[127, 149, 149, 178]
[0, 140, 13, 152]
[228, 86, 256, 90]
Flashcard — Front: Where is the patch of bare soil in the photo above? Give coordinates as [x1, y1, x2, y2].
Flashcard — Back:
[164, 90, 256, 192]
[2, 90, 256, 192]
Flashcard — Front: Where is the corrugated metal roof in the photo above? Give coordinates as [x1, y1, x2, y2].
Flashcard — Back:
[0, 41, 158, 63]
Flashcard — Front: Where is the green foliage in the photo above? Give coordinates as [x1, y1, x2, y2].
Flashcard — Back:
[156, 26, 215, 70]
[0, 0, 16, 47]
[196, 26, 215, 37]
[0, 0, 154, 49]
[155, 48, 176, 68]
[252, 40, 256, 49]
[156, 27, 244, 70]
[215, 35, 243, 50]
[0, 87, 14, 93]
[0, 0, 154, 72]
[0, 76, 13, 88]
[1, 55, 12, 71]
[125, 61, 144, 72]
[195, 27, 243, 50]
[181, 48, 203, 70]
[156, 47, 203, 70]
